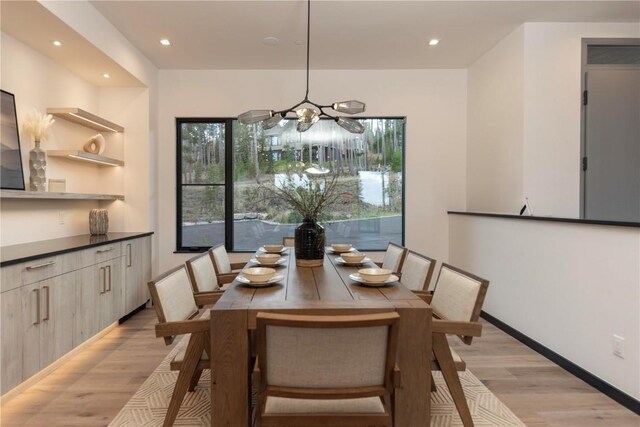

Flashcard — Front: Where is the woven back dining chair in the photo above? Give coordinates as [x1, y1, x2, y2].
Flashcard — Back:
[210, 243, 245, 278]
[379, 242, 407, 274]
[185, 249, 235, 295]
[254, 312, 402, 427]
[424, 263, 489, 427]
[148, 265, 222, 427]
[399, 250, 436, 292]
[282, 236, 295, 247]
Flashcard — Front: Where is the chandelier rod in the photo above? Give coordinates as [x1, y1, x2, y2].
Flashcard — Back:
[304, 0, 311, 100]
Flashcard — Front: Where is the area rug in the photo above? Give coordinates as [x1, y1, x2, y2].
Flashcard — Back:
[109, 342, 524, 427]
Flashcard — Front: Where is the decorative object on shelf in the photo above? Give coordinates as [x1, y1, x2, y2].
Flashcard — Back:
[89, 208, 109, 235]
[83, 133, 106, 154]
[21, 108, 55, 191]
[0, 90, 26, 190]
[48, 178, 66, 193]
[238, 0, 366, 134]
[263, 171, 339, 267]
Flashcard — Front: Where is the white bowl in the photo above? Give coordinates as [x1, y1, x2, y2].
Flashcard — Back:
[242, 267, 276, 283]
[256, 253, 281, 264]
[264, 244, 284, 253]
[358, 268, 392, 283]
[331, 243, 353, 253]
[341, 252, 366, 263]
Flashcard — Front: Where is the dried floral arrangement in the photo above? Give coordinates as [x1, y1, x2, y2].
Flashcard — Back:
[21, 109, 55, 142]
[262, 165, 340, 222]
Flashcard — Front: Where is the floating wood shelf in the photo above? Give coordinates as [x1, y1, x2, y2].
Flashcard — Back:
[0, 190, 124, 201]
[46, 108, 124, 133]
[47, 150, 124, 167]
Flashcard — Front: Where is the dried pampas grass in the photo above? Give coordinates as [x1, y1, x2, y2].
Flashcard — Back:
[21, 108, 55, 141]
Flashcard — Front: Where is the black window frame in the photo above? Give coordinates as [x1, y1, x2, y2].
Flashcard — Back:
[176, 116, 406, 253]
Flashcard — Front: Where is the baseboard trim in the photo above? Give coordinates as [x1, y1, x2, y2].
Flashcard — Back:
[0, 321, 119, 404]
[481, 311, 640, 415]
[119, 300, 149, 324]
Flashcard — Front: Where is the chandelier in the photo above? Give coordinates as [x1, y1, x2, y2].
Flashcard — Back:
[238, 0, 366, 134]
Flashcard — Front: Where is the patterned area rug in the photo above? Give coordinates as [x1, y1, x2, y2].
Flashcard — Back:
[110, 342, 524, 427]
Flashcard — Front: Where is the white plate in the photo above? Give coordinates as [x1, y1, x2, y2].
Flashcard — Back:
[250, 257, 287, 267]
[237, 274, 284, 287]
[257, 246, 288, 254]
[335, 257, 372, 266]
[349, 273, 399, 287]
[326, 246, 357, 254]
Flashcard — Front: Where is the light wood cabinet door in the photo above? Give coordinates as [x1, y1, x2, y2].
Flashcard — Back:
[1, 287, 23, 394]
[39, 271, 76, 370]
[76, 263, 105, 344]
[21, 282, 42, 382]
[124, 237, 151, 313]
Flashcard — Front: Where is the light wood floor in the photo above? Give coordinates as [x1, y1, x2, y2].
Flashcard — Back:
[1, 308, 638, 426]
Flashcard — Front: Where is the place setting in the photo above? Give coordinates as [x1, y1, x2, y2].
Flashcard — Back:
[236, 267, 284, 288]
[325, 242, 357, 254]
[334, 250, 372, 267]
[256, 243, 289, 255]
[349, 267, 399, 287]
[249, 252, 287, 267]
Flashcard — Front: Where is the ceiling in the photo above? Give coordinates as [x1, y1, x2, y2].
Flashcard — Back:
[91, 0, 640, 70]
[1, 1, 144, 87]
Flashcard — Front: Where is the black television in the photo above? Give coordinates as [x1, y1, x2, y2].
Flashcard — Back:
[1, 90, 25, 190]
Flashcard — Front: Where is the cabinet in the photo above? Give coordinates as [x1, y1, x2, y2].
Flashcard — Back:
[0, 234, 152, 395]
[124, 237, 151, 313]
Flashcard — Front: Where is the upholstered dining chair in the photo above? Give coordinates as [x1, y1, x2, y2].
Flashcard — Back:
[399, 251, 436, 292]
[282, 236, 295, 247]
[148, 265, 223, 427]
[376, 242, 407, 274]
[185, 250, 235, 296]
[253, 312, 402, 427]
[210, 243, 245, 278]
[420, 264, 489, 427]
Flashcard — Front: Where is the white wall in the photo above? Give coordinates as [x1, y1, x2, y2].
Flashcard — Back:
[449, 214, 640, 400]
[158, 69, 467, 271]
[522, 22, 640, 218]
[467, 26, 524, 213]
[466, 22, 640, 217]
[0, 33, 114, 245]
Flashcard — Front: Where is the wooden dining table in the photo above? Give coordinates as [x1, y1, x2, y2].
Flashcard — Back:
[210, 249, 432, 427]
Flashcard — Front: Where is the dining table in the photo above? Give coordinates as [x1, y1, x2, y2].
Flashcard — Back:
[210, 248, 432, 427]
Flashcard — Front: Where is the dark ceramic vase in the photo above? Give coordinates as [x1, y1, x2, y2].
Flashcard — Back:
[294, 219, 325, 267]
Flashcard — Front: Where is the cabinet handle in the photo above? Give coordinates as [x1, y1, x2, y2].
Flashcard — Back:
[26, 260, 56, 270]
[126, 244, 132, 267]
[33, 289, 41, 325]
[106, 265, 112, 292]
[42, 286, 50, 321]
[99, 267, 106, 294]
[96, 247, 113, 254]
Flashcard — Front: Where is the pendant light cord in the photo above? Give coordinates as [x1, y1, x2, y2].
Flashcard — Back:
[305, 0, 310, 100]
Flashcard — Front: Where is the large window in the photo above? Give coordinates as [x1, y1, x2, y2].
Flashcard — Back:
[177, 117, 405, 252]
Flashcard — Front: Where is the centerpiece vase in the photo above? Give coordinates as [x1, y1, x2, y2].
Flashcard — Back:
[294, 219, 325, 267]
[29, 140, 47, 191]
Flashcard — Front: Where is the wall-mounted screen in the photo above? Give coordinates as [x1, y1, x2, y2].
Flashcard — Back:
[1, 90, 25, 190]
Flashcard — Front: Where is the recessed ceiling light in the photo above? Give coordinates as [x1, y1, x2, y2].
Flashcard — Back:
[263, 37, 279, 46]
[53, 40, 62, 47]
[103, 73, 110, 79]
[429, 39, 440, 46]
[160, 39, 171, 46]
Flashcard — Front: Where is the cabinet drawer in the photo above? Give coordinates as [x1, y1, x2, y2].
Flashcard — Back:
[1, 263, 24, 293]
[22, 257, 61, 286]
[82, 243, 122, 265]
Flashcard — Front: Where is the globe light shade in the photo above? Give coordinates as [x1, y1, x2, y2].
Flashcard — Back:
[238, 109, 273, 124]
[336, 117, 365, 134]
[295, 107, 320, 124]
[261, 113, 284, 130]
[332, 100, 366, 114]
[296, 121, 315, 132]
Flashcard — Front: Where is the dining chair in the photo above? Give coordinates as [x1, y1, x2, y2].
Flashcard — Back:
[148, 265, 223, 427]
[399, 250, 436, 291]
[376, 242, 407, 274]
[210, 243, 245, 278]
[282, 236, 295, 247]
[253, 312, 402, 427]
[185, 249, 235, 296]
[422, 263, 489, 427]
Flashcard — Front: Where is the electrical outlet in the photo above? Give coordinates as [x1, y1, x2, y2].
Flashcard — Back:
[613, 335, 625, 359]
[58, 211, 65, 225]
